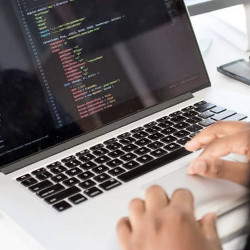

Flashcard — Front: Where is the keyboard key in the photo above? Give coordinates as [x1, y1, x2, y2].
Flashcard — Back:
[174, 130, 190, 138]
[106, 142, 122, 151]
[50, 165, 67, 175]
[36, 171, 53, 181]
[108, 149, 125, 158]
[29, 180, 53, 192]
[224, 113, 247, 121]
[123, 161, 140, 170]
[94, 173, 111, 183]
[186, 125, 203, 133]
[90, 143, 104, 151]
[164, 143, 181, 151]
[148, 132, 164, 141]
[199, 110, 214, 119]
[84, 187, 103, 198]
[174, 122, 189, 130]
[169, 111, 182, 117]
[194, 100, 207, 106]
[104, 138, 118, 145]
[121, 153, 137, 162]
[63, 177, 80, 187]
[108, 167, 126, 176]
[51, 173, 68, 183]
[92, 166, 109, 174]
[69, 194, 87, 205]
[79, 180, 96, 189]
[145, 126, 161, 134]
[211, 110, 236, 121]
[195, 103, 216, 112]
[133, 131, 149, 139]
[65, 159, 82, 168]
[99, 179, 121, 191]
[118, 148, 191, 182]
[65, 167, 82, 176]
[79, 154, 95, 163]
[78, 171, 95, 180]
[182, 106, 194, 112]
[157, 121, 174, 129]
[31, 168, 46, 176]
[135, 138, 151, 146]
[95, 155, 111, 164]
[210, 106, 226, 114]
[17, 174, 32, 182]
[80, 161, 97, 170]
[148, 141, 164, 150]
[156, 116, 169, 123]
[122, 144, 138, 152]
[76, 149, 90, 157]
[177, 137, 191, 145]
[134, 147, 150, 156]
[107, 159, 123, 168]
[150, 148, 167, 158]
[182, 111, 198, 118]
[137, 154, 154, 164]
[199, 118, 215, 127]
[131, 127, 144, 133]
[117, 132, 131, 139]
[53, 200, 72, 212]
[144, 121, 157, 128]
[170, 115, 186, 123]
[92, 148, 109, 157]
[161, 135, 177, 144]
[62, 155, 75, 163]
[119, 137, 136, 145]
[185, 117, 202, 124]
[161, 127, 177, 135]
[47, 161, 61, 169]
[37, 184, 64, 198]
[45, 186, 80, 204]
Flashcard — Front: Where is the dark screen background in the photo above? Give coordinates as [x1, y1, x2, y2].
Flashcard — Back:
[0, 0, 209, 167]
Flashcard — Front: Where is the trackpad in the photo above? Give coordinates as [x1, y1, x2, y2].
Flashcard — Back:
[142, 166, 248, 219]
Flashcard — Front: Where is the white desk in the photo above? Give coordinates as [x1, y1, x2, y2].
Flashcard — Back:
[0, 10, 250, 250]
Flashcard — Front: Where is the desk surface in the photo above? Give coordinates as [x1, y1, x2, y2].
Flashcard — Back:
[0, 10, 250, 250]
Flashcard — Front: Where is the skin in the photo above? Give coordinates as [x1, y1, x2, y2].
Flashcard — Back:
[117, 121, 250, 250]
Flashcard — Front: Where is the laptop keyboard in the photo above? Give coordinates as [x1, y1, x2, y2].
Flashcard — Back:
[16, 101, 247, 212]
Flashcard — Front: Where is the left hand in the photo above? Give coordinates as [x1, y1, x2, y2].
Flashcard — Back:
[117, 185, 222, 250]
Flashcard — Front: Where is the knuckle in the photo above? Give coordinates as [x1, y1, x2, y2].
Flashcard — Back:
[212, 159, 224, 178]
[170, 208, 190, 223]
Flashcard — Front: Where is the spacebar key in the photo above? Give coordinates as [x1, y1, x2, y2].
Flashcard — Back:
[118, 148, 191, 182]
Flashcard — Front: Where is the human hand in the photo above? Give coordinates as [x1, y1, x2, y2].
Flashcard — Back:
[185, 121, 250, 186]
[117, 186, 222, 250]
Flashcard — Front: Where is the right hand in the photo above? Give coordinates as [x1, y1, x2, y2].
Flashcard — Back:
[185, 121, 250, 186]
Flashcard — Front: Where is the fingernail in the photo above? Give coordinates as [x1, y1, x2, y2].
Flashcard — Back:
[187, 160, 207, 175]
[185, 140, 200, 151]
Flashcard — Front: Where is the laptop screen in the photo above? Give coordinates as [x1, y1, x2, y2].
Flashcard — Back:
[0, 0, 209, 168]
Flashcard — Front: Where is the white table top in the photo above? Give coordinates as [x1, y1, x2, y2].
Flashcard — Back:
[1, 10, 250, 250]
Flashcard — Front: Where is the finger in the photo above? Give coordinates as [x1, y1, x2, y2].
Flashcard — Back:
[170, 189, 194, 214]
[185, 121, 250, 151]
[187, 159, 250, 186]
[200, 213, 222, 249]
[197, 131, 250, 160]
[145, 185, 169, 212]
[129, 198, 145, 227]
[117, 217, 132, 250]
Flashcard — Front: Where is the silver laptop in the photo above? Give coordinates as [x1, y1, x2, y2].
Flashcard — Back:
[0, 0, 249, 249]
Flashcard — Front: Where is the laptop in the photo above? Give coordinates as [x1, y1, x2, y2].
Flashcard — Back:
[0, 0, 249, 249]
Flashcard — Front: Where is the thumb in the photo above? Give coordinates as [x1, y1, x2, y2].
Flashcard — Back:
[200, 213, 222, 250]
[187, 159, 249, 186]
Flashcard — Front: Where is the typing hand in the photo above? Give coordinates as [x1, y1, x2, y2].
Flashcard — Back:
[185, 121, 250, 186]
[117, 186, 222, 250]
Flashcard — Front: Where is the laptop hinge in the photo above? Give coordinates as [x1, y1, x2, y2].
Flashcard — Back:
[1, 92, 194, 175]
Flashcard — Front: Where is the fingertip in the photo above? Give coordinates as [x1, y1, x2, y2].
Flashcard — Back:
[184, 140, 201, 151]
